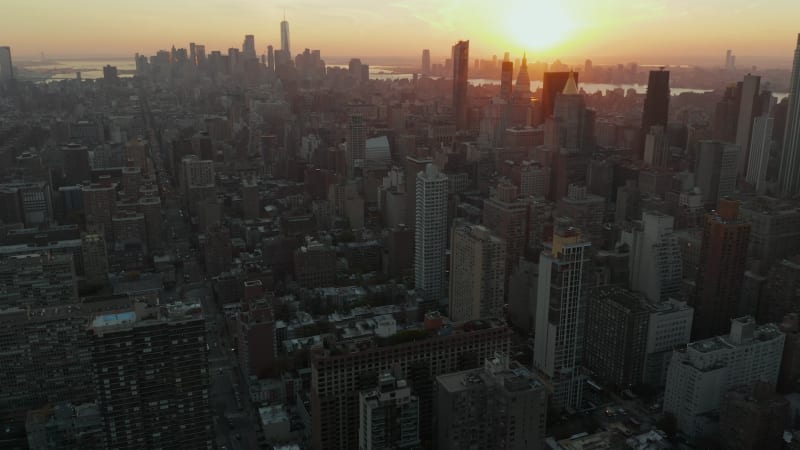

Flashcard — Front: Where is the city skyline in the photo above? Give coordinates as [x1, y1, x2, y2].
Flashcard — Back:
[2, 0, 800, 67]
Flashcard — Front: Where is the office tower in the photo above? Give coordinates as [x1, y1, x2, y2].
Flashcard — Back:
[760, 259, 800, 325]
[0, 253, 77, 307]
[735, 74, 762, 175]
[714, 83, 742, 142]
[778, 314, 800, 393]
[642, 298, 694, 387]
[358, 373, 420, 450]
[121, 166, 142, 199]
[436, 354, 547, 450]
[348, 57, 362, 77]
[694, 140, 737, 209]
[541, 72, 579, 121]
[421, 49, 431, 75]
[280, 18, 291, 56]
[514, 53, 531, 96]
[83, 182, 117, 238]
[483, 181, 528, 274]
[112, 210, 147, 253]
[81, 233, 109, 286]
[414, 164, 448, 303]
[779, 34, 800, 197]
[449, 224, 506, 322]
[500, 60, 514, 99]
[643, 125, 670, 167]
[88, 302, 213, 450]
[310, 319, 511, 450]
[62, 143, 91, 185]
[267, 44, 274, 71]
[241, 178, 260, 220]
[137, 193, 162, 252]
[719, 382, 789, 450]
[584, 288, 650, 388]
[236, 285, 276, 378]
[507, 259, 539, 333]
[534, 224, 591, 410]
[739, 197, 800, 264]
[691, 199, 750, 339]
[664, 317, 784, 439]
[17, 181, 53, 226]
[555, 184, 605, 249]
[620, 212, 682, 302]
[242, 34, 256, 59]
[452, 40, 469, 131]
[0, 306, 94, 429]
[0, 46, 12, 80]
[548, 73, 589, 153]
[189, 42, 196, 64]
[746, 116, 774, 191]
[639, 69, 670, 159]
[294, 237, 336, 288]
[102, 65, 118, 82]
[347, 114, 366, 176]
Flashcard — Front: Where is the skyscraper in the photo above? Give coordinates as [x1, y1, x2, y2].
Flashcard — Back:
[242, 34, 256, 60]
[620, 211, 683, 302]
[347, 114, 366, 176]
[735, 74, 762, 175]
[541, 72, 579, 122]
[746, 116, 774, 192]
[534, 223, 591, 410]
[500, 60, 513, 100]
[514, 53, 531, 97]
[691, 199, 751, 339]
[452, 40, 469, 131]
[88, 302, 213, 449]
[414, 164, 448, 303]
[358, 373, 420, 450]
[280, 18, 291, 57]
[449, 224, 506, 322]
[779, 34, 800, 197]
[421, 49, 431, 75]
[0, 46, 12, 81]
[694, 140, 737, 209]
[550, 73, 587, 153]
[267, 45, 274, 71]
[639, 69, 670, 159]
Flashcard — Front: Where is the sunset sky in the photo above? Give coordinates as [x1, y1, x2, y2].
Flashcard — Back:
[2, 0, 799, 67]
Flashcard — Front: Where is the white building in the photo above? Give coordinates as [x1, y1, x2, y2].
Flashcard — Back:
[414, 164, 448, 303]
[663, 316, 784, 438]
[534, 224, 591, 410]
[643, 299, 694, 386]
[621, 212, 682, 302]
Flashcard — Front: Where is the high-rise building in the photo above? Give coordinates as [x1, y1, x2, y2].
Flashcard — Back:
[81, 233, 109, 286]
[514, 53, 531, 97]
[294, 237, 336, 288]
[714, 83, 742, 142]
[0, 46, 12, 81]
[449, 224, 506, 322]
[534, 223, 591, 410]
[347, 114, 366, 176]
[415, 164, 448, 303]
[643, 125, 670, 167]
[620, 211, 682, 302]
[26, 401, 104, 450]
[694, 140, 737, 209]
[719, 382, 789, 450]
[242, 34, 256, 59]
[267, 44, 274, 71]
[555, 184, 605, 249]
[740, 196, 800, 265]
[452, 40, 469, 131]
[358, 373, 420, 450]
[421, 49, 431, 75]
[663, 317, 784, 438]
[483, 180, 529, 275]
[88, 302, 213, 449]
[310, 319, 511, 450]
[241, 178, 260, 220]
[500, 60, 514, 100]
[692, 199, 751, 339]
[779, 34, 800, 197]
[548, 72, 589, 153]
[541, 72, 579, 122]
[584, 287, 650, 388]
[745, 116, 774, 192]
[62, 143, 91, 185]
[436, 354, 547, 450]
[642, 298, 694, 387]
[639, 69, 670, 159]
[735, 74, 762, 175]
[280, 19, 291, 57]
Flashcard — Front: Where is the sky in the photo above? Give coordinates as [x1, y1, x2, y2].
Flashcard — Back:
[2, 0, 799, 67]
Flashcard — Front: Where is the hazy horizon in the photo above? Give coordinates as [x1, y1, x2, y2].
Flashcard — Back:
[3, 0, 799, 69]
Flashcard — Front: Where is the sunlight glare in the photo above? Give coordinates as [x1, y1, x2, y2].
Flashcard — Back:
[505, 0, 577, 51]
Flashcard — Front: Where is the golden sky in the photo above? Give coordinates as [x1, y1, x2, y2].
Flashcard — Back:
[2, 0, 798, 67]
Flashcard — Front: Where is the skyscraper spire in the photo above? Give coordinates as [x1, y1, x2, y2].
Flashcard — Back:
[562, 70, 578, 95]
[779, 33, 800, 197]
[514, 52, 531, 95]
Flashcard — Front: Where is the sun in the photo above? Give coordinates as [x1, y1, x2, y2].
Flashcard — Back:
[505, 0, 577, 51]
